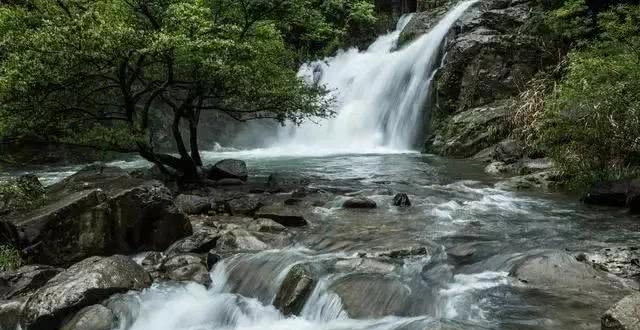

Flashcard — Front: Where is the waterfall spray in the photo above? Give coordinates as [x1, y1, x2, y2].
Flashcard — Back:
[270, 0, 478, 155]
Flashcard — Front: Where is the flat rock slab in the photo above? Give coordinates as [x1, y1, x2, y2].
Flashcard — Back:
[254, 205, 308, 227]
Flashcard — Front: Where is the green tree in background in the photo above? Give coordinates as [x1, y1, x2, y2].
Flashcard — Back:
[537, 2, 640, 187]
[0, 0, 350, 181]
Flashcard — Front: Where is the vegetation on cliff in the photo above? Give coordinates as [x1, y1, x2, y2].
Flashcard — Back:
[514, 0, 640, 188]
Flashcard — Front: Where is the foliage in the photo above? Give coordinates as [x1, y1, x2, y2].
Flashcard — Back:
[543, 0, 595, 47]
[533, 3, 640, 188]
[0, 175, 45, 213]
[0, 245, 23, 271]
[0, 0, 342, 181]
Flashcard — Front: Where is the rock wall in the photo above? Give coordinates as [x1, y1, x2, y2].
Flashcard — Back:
[403, 0, 554, 158]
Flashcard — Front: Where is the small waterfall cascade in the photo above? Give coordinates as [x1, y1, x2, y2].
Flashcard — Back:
[273, 0, 478, 154]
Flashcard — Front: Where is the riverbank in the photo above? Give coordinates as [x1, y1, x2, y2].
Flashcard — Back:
[2, 153, 640, 330]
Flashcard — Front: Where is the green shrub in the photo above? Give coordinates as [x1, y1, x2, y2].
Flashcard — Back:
[534, 4, 640, 189]
[0, 245, 23, 272]
[0, 175, 45, 213]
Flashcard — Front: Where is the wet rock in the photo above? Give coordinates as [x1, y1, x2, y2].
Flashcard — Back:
[447, 243, 477, 265]
[164, 227, 220, 256]
[227, 197, 263, 216]
[392, 193, 411, 207]
[496, 170, 561, 190]
[1, 166, 192, 266]
[333, 258, 395, 274]
[343, 197, 377, 209]
[248, 218, 287, 233]
[266, 173, 283, 193]
[21, 255, 151, 330]
[60, 305, 114, 330]
[494, 139, 523, 164]
[378, 246, 429, 259]
[216, 178, 246, 186]
[138, 251, 164, 278]
[274, 264, 316, 316]
[579, 247, 640, 280]
[158, 253, 211, 287]
[174, 194, 211, 215]
[427, 102, 510, 157]
[0, 299, 25, 330]
[509, 250, 627, 292]
[254, 204, 308, 227]
[602, 293, 640, 330]
[0, 265, 62, 299]
[208, 159, 248, 181]
[485, 161, 511, 175]
[582, 179, 640, 212]
[330, 274, 411, 318]
[216, 229, 270, 253]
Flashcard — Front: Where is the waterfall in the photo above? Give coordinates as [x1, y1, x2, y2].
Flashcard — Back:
[271, 0, 478, 155]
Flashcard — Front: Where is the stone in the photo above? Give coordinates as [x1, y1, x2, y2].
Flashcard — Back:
[174, 194, 211, 215]
[447, 243, 477, 265]
[496, 170, 561, 190]
[208, 159, 248, 181]
[164, 227, 220, 256]
[485, 161, 511, 175]
[333, 258, 395, 274]
[254, 204, 308, 227]
[508, 250, 626, 292]
[21, 255, 151, 330]
[0, 299, 25, 330]
[392, 193, 411, 207]
[1, 166, 192, 266]
[494, 139, 523, 164]
[602, 293, 640, 330]
[216, 229, 269, 253]
[583, 179, 640, 210]
[342, 197, 377, 209]
[216, 178, 246, 186]
[0, 265, 62, 299]
[227, 197, 264, 216]
[266, 173, 283, 193]
[329, 274, 410, 318]
[426, 102, 510, 157]
[273, 264, 316, 316]
[248, 218, 287, 233]
[159, 254, 211, 287]
[60, 305, 114, 330]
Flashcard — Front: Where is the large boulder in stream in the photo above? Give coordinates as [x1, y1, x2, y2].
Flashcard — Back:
[20, 255, 151, 330]
[0, 165, 192, 266]
[582, 178, 640, 212]
[329, 273, 411, 318]
[602, 293, 640, 330]
[208, 159, 248, 181]
[274, 264, 316, 316]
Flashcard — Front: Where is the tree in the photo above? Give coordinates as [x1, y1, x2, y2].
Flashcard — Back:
[0, 0, 335, 182]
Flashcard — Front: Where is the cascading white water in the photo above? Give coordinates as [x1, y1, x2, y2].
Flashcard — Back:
[271, 1, 478, 155]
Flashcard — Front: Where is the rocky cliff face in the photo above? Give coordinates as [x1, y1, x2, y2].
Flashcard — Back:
[403, 0, 554, 158]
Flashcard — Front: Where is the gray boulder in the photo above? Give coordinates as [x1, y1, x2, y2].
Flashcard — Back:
[21, 255, 151, 330]
[227, 197, 264, 216]
[1, 166, 192, 266]
[158, 253, 211, 287]
[0, 265, 62, 299]
[602, 293, 640, 330]
[254, 204, 308, 227]
[273, 264, 316, 316]
[248, 218, 287, 233]
[0, 299, 25, 330]
[329, 274, 411, 318]
[174, 194, 211, 215]
[343, 197, 377, 209]
[208, 159, 248, 181]
[216, 229, 269, 253]
[60, 305, 114, 330]
[165, 227, 220, 256]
